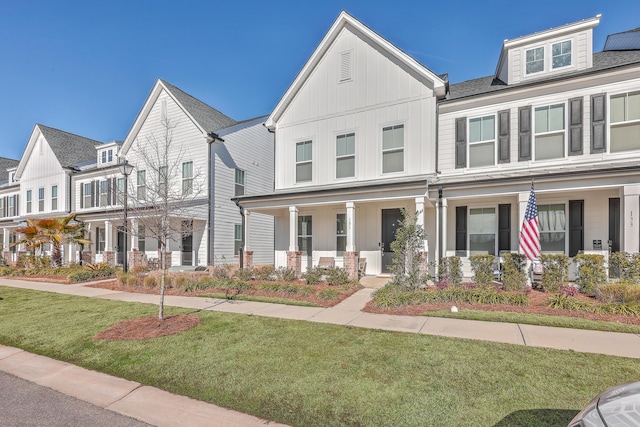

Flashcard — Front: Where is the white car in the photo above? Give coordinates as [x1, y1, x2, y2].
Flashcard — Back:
[568, 381, 640, 426]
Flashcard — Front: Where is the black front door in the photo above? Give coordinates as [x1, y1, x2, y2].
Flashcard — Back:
[609, 198, 621, 253]
[569, 200, 584, 257]
[116, 229, 125, 265]
[181, 220, 193, 266]
[381, 209, 402, 274]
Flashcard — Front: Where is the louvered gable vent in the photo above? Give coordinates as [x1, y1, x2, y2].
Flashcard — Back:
[340, 51, 352, 82]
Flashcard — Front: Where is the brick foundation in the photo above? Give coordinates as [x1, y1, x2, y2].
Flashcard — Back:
[81, 251, 93, 265]
[128, 251, 146, 269]
[242, 251, 254, 270]
[103, 251, 115, 266]
[343, 251, 360, 280]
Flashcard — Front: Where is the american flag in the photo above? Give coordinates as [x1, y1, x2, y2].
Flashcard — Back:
[519, 184, 540, 260]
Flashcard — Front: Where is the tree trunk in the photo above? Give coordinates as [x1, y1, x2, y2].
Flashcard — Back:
[52, 243, 62, 267]
[159, 244, 166, 321]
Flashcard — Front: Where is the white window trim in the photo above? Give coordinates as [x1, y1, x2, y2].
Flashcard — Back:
[524, 45, 545, 76]
[523, 38, 575, 79]
[295, 139, 313, 184]
[381, 123, 405, 175]
[336, 212, 347, 256]
[532, 102, 567, 162]
[335, 131, 356, 180]
[26, 189, 32, 214]
[551, 39, 573, 71]
[467, 204, 499, 257]
[38, 187, 45, 212]
[467, 114, 497, 168]
[51, 185, 58, 211]
[83, 183, 92, 208]
[537, 200, 568, 255]
[608, 90, 640, 154]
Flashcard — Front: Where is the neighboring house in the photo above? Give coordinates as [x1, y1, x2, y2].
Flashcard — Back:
[436, 16, 640, 277]
[73, 79, 273, 268]
[0, 124, 102, 263]
[236, 12, 447, 278]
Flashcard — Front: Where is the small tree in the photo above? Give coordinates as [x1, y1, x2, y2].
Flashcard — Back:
[124, 116, 204, 320]
[389, 209, 429, 290]
[13, 214, 89, 267]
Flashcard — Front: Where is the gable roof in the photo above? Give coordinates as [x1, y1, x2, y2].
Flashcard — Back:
[265, 11, 446, 130]
[0, 157, 19, 183]
[15, 124, 103, 177]
[121, 79, 237, 154]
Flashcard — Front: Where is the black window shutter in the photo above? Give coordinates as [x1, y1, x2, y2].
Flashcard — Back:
[455, 117, 467, 169]
[96, 227, 100, 252]
[498, 110, 510, 163]
[569, 97, 583, 156]
[591, 93, 606, 153]
[112, 178, 117, 205]
[15, 195, 18, 215]
[91, 181, 97, 208]
[2, 196, 5, 217]
[518, 106, 532, 161]
[498, 204, 511, 252]
[80, 183, 84, 209]
[569, 200, 584, 257]
[107, 179, 113, 206]
[455, 206, 467, 255]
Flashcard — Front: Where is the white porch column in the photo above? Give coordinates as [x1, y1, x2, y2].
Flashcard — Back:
[2, 227, 9, 249]
[437, 198, 448, 261]
[415, 197, 427, 252]
[289, 206, 298, 252]
[105, 221, 113, 251]
[623, 185, 640, 252]
[346, 202, 356, 251]
[131, 218, 139, 250]
[244, 210, 251, 251]
[518, 190, 531, 256]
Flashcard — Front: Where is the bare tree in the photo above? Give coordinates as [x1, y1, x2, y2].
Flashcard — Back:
[123, 116, 205, 320]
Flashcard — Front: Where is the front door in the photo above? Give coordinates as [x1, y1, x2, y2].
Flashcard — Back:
[381, 208, 402, 274]
[116, 228, 125, 265]
[181, 220, 193, 266]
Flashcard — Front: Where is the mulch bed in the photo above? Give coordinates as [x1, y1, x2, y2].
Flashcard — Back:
[94, 314, 201, 341]
[363, 289, 640, 326]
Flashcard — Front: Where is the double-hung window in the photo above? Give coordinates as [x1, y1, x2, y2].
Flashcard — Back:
[51, 185, 58, 211]
[298, 215, 312, 256]
[26, 190, 32, 213]
[538, 204, 566, 253]
[83, 183, 92, 208]
[234, 224, 243, 255]
[158, 166, 168, 198]
[469, 207, 496, 256]
[137, 170, 146, 200]
[336, 133, 355, 178]
[382, 125, 404, 173]
[38, 187, 44, 212]
[552, 41, 571, 69]
[610, 91, 640, 153]
[0, 198, 4, 218]
[138, 225, 146, 252]
[182, 161, 193, 196]
[101, 151, 107, 164]
[99, 181, 108, 207]
[296, 140, 312, 183]
[469, 116, 495, 167]
[336, 213, 347, 256]
[8, 196, 16, 217]
[525, 47, 544, 75]
[534, 104, 565, 160]
[96, 227, 105, 254]
[235, 169, 245, 196]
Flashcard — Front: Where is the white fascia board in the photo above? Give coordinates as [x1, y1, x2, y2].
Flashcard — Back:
[265, 11, 446, 130]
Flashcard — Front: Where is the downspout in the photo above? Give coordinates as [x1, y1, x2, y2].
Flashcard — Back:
[234, 198, 245, 269]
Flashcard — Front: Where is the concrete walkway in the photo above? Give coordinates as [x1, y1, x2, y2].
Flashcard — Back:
[2, 277, 640, 426]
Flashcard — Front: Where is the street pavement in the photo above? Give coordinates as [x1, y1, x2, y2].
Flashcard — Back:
[1, 277, 640, 426]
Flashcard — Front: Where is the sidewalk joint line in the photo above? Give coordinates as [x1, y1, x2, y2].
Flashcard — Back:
[105, 383, 144, 410]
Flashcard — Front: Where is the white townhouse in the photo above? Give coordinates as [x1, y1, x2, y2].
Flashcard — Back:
[435, 16, 640, 276]
[236, 12, 447, 278]
[74, 79, 274, 268]
[0, 124, 101, 263]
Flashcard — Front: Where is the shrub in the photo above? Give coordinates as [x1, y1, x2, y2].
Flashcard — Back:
[574, 254, 606, 296]
[173, 275, 190, 289]
[608, 252, 640, 283]
[302, 267, 323, 285]
[324, 267, 350, 286]
[253, 265, 275, 281]
[502, 253, 527, 291]
[126, 275, 140, 286]
[559, 285, 579, 297]
[548, 294, 640, 317]
[0, 266, 17, 276]
[235, 268, 254, 281]
[274, 267, 297, 282]
[143, 275, 157, 289]
[194, 265, 207, 272]
[539, 254, 569, 293]
[130, 264, 149, 275]
[439, 256, 462, 286]
[317, 288, 340, 300]
[117, 272, 129, 285]
[258, 282, 313, 296]
[597, 283, 640, 304]
[469, 254, 495, 287]
[209, 264, 231, 279]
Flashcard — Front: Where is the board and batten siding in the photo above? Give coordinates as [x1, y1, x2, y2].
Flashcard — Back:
[274, 25, 437, 190]
[438, 74, 640, 176]
[214, 120, 274, 265]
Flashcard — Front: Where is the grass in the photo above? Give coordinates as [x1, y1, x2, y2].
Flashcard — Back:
[1, 286, 640, 426]
[198, 292, 322, 307]
[423, 309, 640, 334]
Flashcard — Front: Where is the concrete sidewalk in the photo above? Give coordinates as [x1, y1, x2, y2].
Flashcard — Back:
[1, 277, 640, 426]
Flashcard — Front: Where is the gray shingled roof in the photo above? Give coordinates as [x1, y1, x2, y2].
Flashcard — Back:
[38, 124, 103, 168]
[0, 156, 19, 182]
[159, 80, 237, 133]
[446, 49, 640, 101]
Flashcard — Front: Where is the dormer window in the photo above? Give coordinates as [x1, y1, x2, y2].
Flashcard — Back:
[551, 41, 571, 69]
[525, 47, 544, 75]
[100, 149, 113, 164]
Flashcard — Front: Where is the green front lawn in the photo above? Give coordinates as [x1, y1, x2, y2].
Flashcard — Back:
[1, 285, 639, 426]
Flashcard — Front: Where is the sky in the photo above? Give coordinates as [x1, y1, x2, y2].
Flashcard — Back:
[1, 0, 639, 161]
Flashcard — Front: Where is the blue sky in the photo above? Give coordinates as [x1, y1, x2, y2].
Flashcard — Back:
[1, 0, 639, 160]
